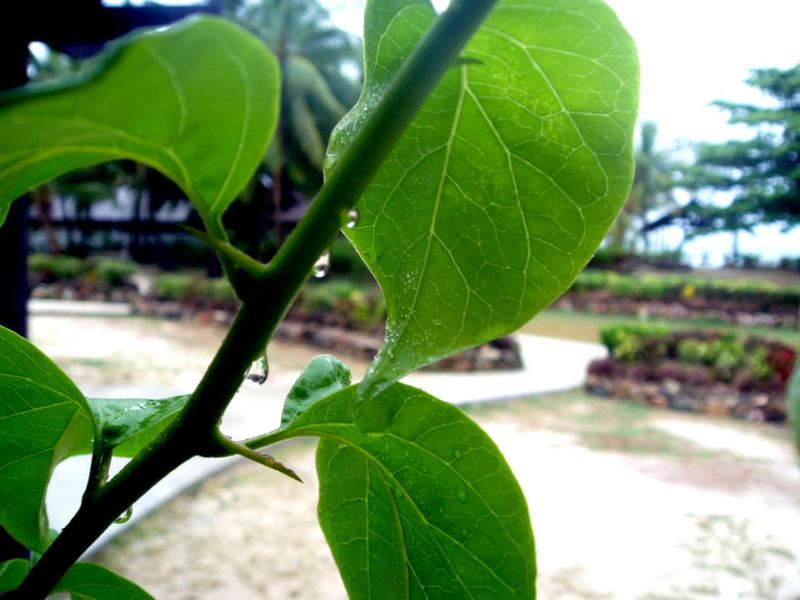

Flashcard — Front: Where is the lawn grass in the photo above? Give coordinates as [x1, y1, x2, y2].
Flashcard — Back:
[521, 308, 800, 347]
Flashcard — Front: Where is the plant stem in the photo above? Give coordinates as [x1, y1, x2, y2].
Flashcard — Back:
[14, 1, 497, 596]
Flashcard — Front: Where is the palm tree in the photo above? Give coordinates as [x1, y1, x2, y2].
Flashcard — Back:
[608, 122, 679, 253]
[232, 0, 362, 240]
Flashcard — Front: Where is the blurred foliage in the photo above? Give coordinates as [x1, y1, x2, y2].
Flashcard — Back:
[151, 273, 235, 304]
[598, 325, 796, 391]
[665, 64, 800, 248]
[570, 269, 800, 306]
[606, 122, 682, 252]
[28, 254, 84, 282]
[228, 0, 363, 238]
[91, 258, 138, 288]
[298, 279, 385, 330]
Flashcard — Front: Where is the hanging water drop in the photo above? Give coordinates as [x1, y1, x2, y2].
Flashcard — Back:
[313, 251, 330, 279]
[344, 208, 359, 229]
[115, 506, 133, 524]
[246, 356, 269, 385]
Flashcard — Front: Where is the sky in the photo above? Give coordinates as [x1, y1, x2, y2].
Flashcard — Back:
[320, 0, 800, 265]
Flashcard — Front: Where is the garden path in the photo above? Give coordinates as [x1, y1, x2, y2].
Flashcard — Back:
[28, 308, 604, 552]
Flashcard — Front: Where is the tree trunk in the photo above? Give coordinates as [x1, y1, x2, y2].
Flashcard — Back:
[34, 185, 61, 254]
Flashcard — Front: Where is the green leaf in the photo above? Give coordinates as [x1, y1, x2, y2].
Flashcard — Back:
[87, 395, 190, 457]
[54, 562, 153, 600]
[789, 365, 800, 456]
[0, 559, 30, 595]
[276, 384, 535, 598]
[333, 0, 639, 390]
[0, 16, 279, 232]
[0, 326, 93, 552]
[281, 355, 351, 427]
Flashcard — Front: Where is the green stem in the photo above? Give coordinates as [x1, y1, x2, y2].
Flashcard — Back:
[14, 2, 497, 596]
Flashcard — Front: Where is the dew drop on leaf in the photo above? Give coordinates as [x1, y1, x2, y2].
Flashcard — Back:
[344, 208, 359, 229]
[453, 449, 463, 459]
[313, 251, 330, 279]
[246, 356, 269, 385]
[114, 506, 133, 524]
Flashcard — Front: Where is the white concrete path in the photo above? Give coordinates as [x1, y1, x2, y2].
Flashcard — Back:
[35, 304, 604, 553]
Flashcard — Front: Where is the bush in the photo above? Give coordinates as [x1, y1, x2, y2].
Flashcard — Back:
[198, 278, 236, 302]
[597, 324, 797, 391]
[152, 274, 196, 302]
[600, 323, 670, 360]
[299, 279, 385, 330]
[91, 258, 138, 287]
[328, 236, 373, 279]
[569, 269, 800, 308]
[28, 253, 85, 282]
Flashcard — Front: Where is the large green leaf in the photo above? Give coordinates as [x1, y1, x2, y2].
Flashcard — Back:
[0, 16, 279, 231]
[274, 384, 535, 598]
[331, 0, 639, 390]
[54, 562, 153, 600]
[87, 395, 190, 457]
[0, 326, 93, 552]
[0, 559, 30, 595]
[281, 355, 351, 427]
[789, 365, 800, 456]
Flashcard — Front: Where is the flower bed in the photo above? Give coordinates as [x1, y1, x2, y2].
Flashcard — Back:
[586, 325, 797, 422]
[560, 271, 800, 327]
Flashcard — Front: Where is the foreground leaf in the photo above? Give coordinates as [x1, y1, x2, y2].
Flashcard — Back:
[789, 365, 800, 456]
[273, 384, 535, 598]
[86, 395, 190, 457]
[281, 355, 351, 427]
[0, 326, 93, 552]
[0, 16, 279, 231]
[332, 0, 639, 390]
[54, 562, 153, 599]
[0, 559, 30, 595]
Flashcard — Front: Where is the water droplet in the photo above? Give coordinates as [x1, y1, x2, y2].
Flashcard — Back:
[461, 529, 468, 537]
[313, 251, 330, 279]
[457, 488, 467, 503]
[115, 506, 133, 524]
[344, 208, 359, 229]
[246, 356, 269, 385]
[453, 449, 463, 459]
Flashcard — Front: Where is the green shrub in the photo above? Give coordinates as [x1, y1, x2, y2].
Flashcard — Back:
[300, 280, 385, 329]
[28, 253, 85, 282]
[570, 269, 800, 307]
[152, 274, 196, 302]
[329, 236, 373, 279]
[600, 324, 670, 361]
[199, 278, 235, 302]
[92, 258, 138, 287]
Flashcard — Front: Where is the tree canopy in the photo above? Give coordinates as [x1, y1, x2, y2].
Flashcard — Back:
[683, 64, 800, 235]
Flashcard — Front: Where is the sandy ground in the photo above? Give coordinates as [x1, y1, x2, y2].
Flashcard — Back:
[30, 315, 800, 599]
